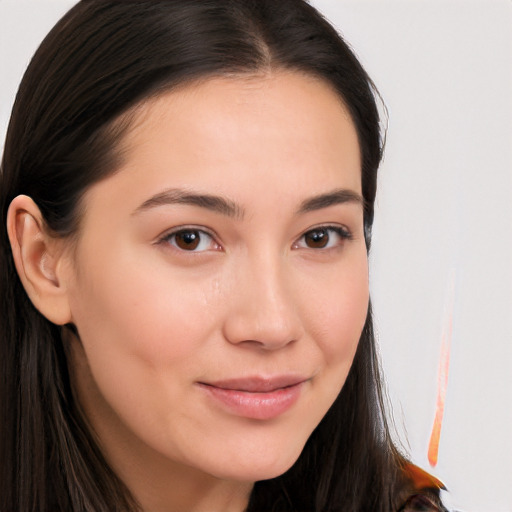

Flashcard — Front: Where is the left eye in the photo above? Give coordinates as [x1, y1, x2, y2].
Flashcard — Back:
[294, 226, 351, 250]
[163, 229, 219, 252]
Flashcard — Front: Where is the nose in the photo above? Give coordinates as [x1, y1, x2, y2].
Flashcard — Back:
[222, 254, 303, 351]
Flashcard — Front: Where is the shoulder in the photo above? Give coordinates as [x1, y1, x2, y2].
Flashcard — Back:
[398, 492, 448, 512]
[397, 462, 449, 512]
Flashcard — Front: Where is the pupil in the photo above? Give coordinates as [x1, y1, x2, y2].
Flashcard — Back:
[306, 229, 328, 248]
[176, 230, 200, 250]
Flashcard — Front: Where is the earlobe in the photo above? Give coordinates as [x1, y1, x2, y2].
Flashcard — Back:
[6, 195, 72, 326]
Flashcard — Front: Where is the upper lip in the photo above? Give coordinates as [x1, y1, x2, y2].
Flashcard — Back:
[200, 375, 308, 393]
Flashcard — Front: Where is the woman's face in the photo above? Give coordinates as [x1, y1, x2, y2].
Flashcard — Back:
[63, 71, 369, 485]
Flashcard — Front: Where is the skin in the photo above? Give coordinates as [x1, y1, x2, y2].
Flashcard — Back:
[8, 71, 369, 512]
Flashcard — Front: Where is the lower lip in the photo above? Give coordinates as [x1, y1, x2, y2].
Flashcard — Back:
[198, 382, 304, 420]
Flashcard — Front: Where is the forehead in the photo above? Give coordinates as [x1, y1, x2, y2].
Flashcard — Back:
[83, 71, 362, 218]
[120, 71, 359, 169]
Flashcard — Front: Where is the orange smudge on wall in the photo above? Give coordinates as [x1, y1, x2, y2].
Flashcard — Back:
[428, 323, 451, 467]
[428, 273, 455, 467]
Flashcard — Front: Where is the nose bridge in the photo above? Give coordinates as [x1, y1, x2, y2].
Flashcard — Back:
[223, 248, 302, 349]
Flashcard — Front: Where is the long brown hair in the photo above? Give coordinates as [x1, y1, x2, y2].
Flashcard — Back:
[0, 1, 405, 510]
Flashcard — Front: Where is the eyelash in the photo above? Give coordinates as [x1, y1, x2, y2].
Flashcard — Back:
[158, 225, 353, 253]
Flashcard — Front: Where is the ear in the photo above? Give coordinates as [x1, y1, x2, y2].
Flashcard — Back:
[6, 195, 73, 325]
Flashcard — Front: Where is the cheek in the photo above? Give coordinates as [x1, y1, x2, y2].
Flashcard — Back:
[299, 252, 369, 364]
[66, 251, 226, 436]
[325, 278, 368, 361]
[71, 255, 218, 362]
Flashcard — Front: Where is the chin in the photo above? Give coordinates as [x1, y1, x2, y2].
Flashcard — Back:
[205, 444, 304, 483]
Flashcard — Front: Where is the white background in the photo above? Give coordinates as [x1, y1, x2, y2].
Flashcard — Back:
[1, 1, 511, 511]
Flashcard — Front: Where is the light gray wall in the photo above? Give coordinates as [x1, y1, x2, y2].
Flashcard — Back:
[310, 2, 512, 511]
[1, 1, 511, 510]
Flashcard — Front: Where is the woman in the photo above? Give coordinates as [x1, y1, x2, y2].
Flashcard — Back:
[0, 1, 447, 510]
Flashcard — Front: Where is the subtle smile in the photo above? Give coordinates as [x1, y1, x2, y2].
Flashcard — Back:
[197, 376, 308, 420]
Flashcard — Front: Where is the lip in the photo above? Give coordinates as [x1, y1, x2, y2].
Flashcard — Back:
[197, 375, 307, 420]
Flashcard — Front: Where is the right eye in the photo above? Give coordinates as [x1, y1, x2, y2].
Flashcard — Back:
[161, 228, 220, 252]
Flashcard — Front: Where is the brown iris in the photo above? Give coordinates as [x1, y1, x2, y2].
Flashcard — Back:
[304, 229, 329, 249]
[174, 230, 201, 250]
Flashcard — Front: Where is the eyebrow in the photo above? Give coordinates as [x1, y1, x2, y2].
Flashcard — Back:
[133, 188, 244, 219]
[296, 188, 364, 214]
[133, 187, 364, 219]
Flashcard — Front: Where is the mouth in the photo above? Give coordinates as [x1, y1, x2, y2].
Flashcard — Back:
[203, 375, 307, 393]
[197, 375, 308, 420]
